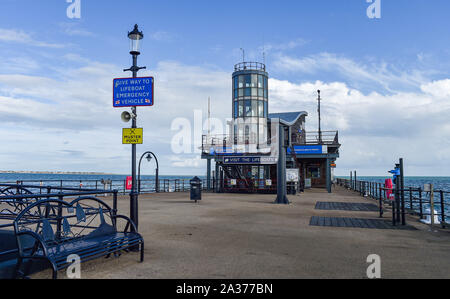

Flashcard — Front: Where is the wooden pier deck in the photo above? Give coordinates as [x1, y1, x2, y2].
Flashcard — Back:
[33, 186, 450, 279]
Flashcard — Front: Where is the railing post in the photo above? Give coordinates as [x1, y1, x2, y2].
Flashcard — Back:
[56, 194, 64, 240]
[440, 190, 446, 229]
[418, 187, 423, 219]
[379, 185, 383, 218]
[113, 190, 118, 218]
[409, 187, 413, 210]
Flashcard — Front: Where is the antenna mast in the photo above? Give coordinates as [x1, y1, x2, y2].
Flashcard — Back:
[240, 48, 245, 62]
[317, 90, 322, 144]
[208, 96, 211, 136]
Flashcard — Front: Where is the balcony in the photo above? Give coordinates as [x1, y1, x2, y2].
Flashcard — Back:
[292, 131, 339, 146]
[234, 62, 266, 72]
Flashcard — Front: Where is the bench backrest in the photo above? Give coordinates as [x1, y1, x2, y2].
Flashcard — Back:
[14, 197, 116, 251]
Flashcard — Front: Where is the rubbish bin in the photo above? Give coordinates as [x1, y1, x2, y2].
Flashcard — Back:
[190, 176, 202, 202]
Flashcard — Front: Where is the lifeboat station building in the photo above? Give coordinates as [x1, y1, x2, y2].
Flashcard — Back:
[201, 62, 340, 194]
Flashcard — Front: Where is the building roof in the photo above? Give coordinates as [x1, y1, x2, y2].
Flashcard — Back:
[269, 111, 308, 126]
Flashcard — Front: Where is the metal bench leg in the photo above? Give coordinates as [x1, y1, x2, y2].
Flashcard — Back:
[51, 262, 58, 280]
[14, 258, 24, 279]
[140, 242, 144, 262]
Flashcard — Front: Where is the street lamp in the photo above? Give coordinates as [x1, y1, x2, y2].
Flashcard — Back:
[138, 152, 159, 194]
[124, 24, 146, 231]
[128, 24, 144, 55]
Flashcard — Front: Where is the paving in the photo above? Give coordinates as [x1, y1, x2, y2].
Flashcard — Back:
[310, 216, 417, 230]
[32, 186, 450, 279]
[315, 201, 379, 212]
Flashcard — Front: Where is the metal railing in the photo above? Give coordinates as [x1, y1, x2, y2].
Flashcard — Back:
[2, 179, 214, 195]
[234, 62, 266, 72]
[336, 178, 449, 229]
[292, 131, 339, 145]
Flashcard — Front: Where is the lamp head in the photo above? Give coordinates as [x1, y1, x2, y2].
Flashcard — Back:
[128, 24, 144, 55]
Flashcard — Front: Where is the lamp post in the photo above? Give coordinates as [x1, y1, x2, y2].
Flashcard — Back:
[124, 24, 146, 231]
[138, 152, 159, 193]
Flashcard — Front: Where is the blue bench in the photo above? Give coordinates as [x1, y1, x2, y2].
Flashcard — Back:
[14, 197, 144, 279]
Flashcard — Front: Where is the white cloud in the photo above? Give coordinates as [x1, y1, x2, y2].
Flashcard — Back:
[0, 50, 449, 176]
[149, 31, 175, 42]
[269, 78, 450, 175]
[272, 52, 430, 93]
[59, 23, 94, 37]
[0, 28, 66, 48]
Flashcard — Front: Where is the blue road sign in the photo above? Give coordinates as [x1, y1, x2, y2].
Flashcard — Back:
[287, 145, 327, 155]
[113, 77, 154, 108]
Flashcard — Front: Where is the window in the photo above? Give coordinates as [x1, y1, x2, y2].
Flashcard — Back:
[239, 76, 244, 88]
[308, 167, 321, 179]
[252, 100, 258, 117]
[264, 89, 268, 99]
[234, 76, 238, 89]
[258, 88, 263, 97]
[245, 100, 252, 117]
[234, 101, 238, 118]
[258, 101, 264, 118]
[234, 89, 238, 99]
[252, 88, 258, 97]
[258, 75, 263, 88]
[244, 88, 251, 97]
[245, 75, 251, 88]
[238, 101, 244, 117]
[264, 101, 268, 117]
[251, 74, 258, 88]
[239, 89, 244, 97]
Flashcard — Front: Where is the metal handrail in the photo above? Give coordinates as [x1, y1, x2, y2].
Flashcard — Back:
[336, 178, 449, 228]
[234, 62, 266, 72]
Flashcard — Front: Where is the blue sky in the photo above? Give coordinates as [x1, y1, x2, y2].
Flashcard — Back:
[0, 0, 449, 176]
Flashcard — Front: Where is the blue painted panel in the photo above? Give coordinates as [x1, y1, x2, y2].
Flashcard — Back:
[288, 145, 326, 155]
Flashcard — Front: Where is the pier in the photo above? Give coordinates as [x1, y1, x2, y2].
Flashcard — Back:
[26, 186, 450, 279]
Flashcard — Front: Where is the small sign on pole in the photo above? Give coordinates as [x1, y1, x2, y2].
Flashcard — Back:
[122, 128, 143, 144]
[126, 176, 133, 190]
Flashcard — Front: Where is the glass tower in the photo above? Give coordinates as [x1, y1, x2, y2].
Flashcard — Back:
[232, 62, 269, 151]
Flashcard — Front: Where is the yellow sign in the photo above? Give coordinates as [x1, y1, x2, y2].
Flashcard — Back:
[123, 128, 143, 144]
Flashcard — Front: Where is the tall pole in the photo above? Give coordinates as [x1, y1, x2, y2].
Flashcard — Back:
[399, 158, 406, 225]
[130, 53, 139, 230]
[317, 90, 322, 144]
[275, 122, 289, 204]
[123, 31, 146, 231]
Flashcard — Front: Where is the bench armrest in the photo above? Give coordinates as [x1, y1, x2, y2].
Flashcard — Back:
[112, 215, 138, 233]
[16, 231, 49, 257]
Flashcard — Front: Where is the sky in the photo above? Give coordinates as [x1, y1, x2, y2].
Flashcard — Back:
[0, 0, 449, 176]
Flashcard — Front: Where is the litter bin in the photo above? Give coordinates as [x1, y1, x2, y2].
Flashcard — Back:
[190, 176, 202, 202]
